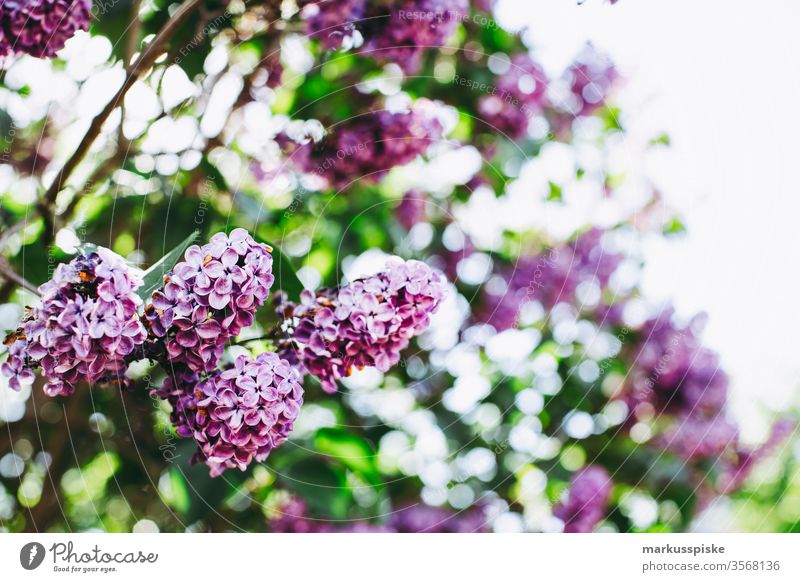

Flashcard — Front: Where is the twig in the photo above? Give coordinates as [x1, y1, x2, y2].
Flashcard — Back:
[0, 256, 40, 296]
[40, 0, 205, 215]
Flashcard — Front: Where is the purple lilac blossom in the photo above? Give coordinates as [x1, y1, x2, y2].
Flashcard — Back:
[144, 229, 274, 373]
[477, 54, 549, 140]
[719, 419, 796, 493]
[395, 190, 428, 230]
[623, 309, 729, 419]
[281, 101, 444, 190]
[479, 228, 622, 331]
[156, 353, 304, 477]
[564, 44, 619, 117]
[1, 248, 146, 397]
[269, 496, 487, 532]
[659, 412, 740, 461]
[0, 0, 92, 59]
[298, 0, 366, 49]
[277, 258, 447, 393]
[360, 0, 469, 73]
[553, 465, 612, 533]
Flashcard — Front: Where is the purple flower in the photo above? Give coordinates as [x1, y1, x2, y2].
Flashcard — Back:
[553, 465, 612, 533]
[0, 0, 92, 59]
[298, 0, 366, 49]
[388, 503, 489, 533]
[278, 258, 447, 393]
[144, 229, 274, 373]
[719, 419, 796, 493]
[395, 190, 428, 230]
[158, 352, 303, 477]
[624, 309, 729, 419]
[659, 412, 739, 460]
[564, 44, 618, 117]
[269, 496, 487, 533]
[361, 0, 469, 73]
[478, 54, 549, 140]
[480, 228, 622, 331]
[282, 101, 444, 190]
[2, 247, 147, 397]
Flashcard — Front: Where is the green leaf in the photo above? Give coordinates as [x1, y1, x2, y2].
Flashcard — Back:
[137, 230, 199, 301]
[278, 458, 351, 519]
[313, 428, 381, 487]
[172, 441, 247, 523]
[252, 234, 304, 302]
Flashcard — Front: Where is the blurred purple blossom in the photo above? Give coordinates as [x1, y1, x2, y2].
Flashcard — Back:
[478, 54, 549, 140]
[281, 101, 445, 190]
[553, 465, 612, 533]
[395, 190, 428, 230]
[479, 228, 622, 330]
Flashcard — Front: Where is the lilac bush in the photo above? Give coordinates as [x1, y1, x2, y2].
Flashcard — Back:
[1, 247, 147, 397]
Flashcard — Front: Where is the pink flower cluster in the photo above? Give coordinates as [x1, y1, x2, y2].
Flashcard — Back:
[155, 353, 304, 477]
[144, 229, 275, 373]
[0, 0, 92, 59]
[480, 228, 622, 331]
[278, 258, 447, 393]
[282, 101, 444, 190]
[298, 0, 366, 49]
[564, 44, 619, 117]
[478, 54, 549, 140]
[270, 496, 488, 532]
[2, 248, 147, 397]
[298, 0, 468, 73]
[553, 465, 612, 533]
[361, 0, 469, 73]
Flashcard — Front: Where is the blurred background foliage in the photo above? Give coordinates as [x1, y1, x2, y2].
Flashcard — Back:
[0, 0, 797, 533]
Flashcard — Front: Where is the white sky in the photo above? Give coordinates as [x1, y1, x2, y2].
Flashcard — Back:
[496, 0, 800, 436]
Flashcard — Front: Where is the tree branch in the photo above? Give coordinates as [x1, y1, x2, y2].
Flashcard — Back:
[0, 256, 40, 296]
[40, 0, 205, 216]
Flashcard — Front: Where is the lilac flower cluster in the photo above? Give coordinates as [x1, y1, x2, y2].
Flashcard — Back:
[155, 353, 304, 477]
[270, 496, 487, 532]
[361, 0, 469, 73]
[281, 101, 444, 190]
[478, 54, 549, 140]
[297, 0, 366, 50]
[553, 465, 612, 533]
[2, 248, 146, 397]
[619, 308, 795, 481]
[479, 228, 622, 331]
[621, 309, 741, 461]
[720, 419, 796, 493]
[625, 310, 729, 418]
[395, 190, 428, 230]
[298, 0, 467, 73]
[0, 0, 92, 59]
[564, 44, 619, 117]
[278, 258, 447, 393]
[144, 229, 274, 373]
